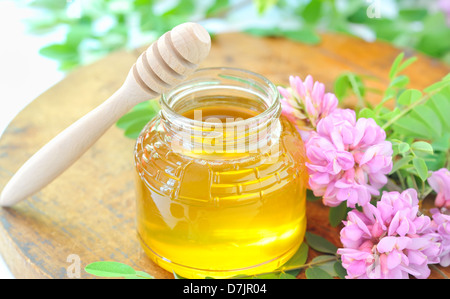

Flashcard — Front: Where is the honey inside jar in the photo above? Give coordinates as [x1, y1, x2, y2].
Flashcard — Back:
[134, 69, 307, 279]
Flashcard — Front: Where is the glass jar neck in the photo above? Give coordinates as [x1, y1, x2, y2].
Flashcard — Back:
[159, 67, 281, 159]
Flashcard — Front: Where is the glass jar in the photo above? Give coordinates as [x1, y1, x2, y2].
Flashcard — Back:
[134, 67, 307, 279]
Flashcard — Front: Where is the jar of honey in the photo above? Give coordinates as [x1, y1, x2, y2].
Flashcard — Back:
[134, 67, 307, 278]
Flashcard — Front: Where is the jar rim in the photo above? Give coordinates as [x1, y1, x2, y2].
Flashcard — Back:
[160, 67, 280, 127]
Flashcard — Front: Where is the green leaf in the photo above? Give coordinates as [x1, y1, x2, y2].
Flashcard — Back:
[411, 141, 434, 155]
[65, 21, 93, 47]
[244, 27, 281, 37]
[310, 255, 338, 277]
[162, 0, 196, 17]
[124, 118, 151, 139]
[397, 89, 422, 105]
[253, 0, 279, 14]
[278, 272, 298, 279]
[333, 73, 365, 100]
[389, 75, 409, 89]
[279, 28, 321, 44]
[206, 0, 229, 17]
[173, 272, 187, 279]
[429, 93, 450, 130]
[328, 202, 347, 227]
[389, 53, 404, 80]
[432, 134, 450, 152]
[423, 152, 447, 171]
[281, 242, 309, 270]
[305, 232, 337, 254]
[415, 13, 450, 58]
[305, 267, 333, 279]
[251, 273, 282, 279]
[399, 9, 428, 21]
[378, 107, 400, 122]
[306, 189, 321, 202]
[358, 108, 376, 120]
[333, 261, 347, 279]
[301, 0, 322, 24]
[397, 142, 410, 154]
[412, 157, 428, 181]
[334, 74, 350, 100]
[39, 43, 78, 61]
[85, 261, 136, 278]
[392, 116, 432, 139]
[116, 101, 159, 138]
[397, 56, 417, 74]
[135, 271, 154, 279]
[116, 109, 156, 129]
[29, 0, 68, 10]
[390, 155, 413, 174]
[125, 271, 154, 279]
[409, 105, 442, 138]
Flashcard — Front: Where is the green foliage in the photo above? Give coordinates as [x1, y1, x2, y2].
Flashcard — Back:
[304, 232, 337, 255]
[115, 100, 160, 139]
[22, 0, 450, 72]
[328, 202, 348, 227]
[337, 52, 450, 200]
[85, 261, 154, 279]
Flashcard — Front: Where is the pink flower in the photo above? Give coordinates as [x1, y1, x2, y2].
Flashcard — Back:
[438, 0, 450, 26]
[278, 75, 338, 137]
[429, 208, 450, 267]
[338, 189, 441, 279]
[305, 109, 392, 208]
[427, 168, 450, 208]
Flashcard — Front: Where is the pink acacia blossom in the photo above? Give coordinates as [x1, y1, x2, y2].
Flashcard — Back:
[427, 168, 450, 208]
[338, 189, 441, 279]
[305, 108, 392, 208]
[278, 75, 338, 138]
[429, 208, 450, 267]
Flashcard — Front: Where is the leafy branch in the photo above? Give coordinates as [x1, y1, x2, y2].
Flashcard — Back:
[335, 52, 450, 207]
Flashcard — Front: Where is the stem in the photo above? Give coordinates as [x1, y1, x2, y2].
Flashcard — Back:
[386, 178, 403, 192]
[420, 186, 433, 201]
[234, 255, 339, 278]
[396, 171, 406, 190]
[420, 180, 426, 199]
[445, 149, 450, 169]
[410, 174, 419, 192]
[430, 264, 449, 279]
[381, 94, 429, 130]
[347, 74, 372, 110]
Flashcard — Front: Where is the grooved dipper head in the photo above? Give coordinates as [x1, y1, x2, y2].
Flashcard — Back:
[132, 22, 211, 95]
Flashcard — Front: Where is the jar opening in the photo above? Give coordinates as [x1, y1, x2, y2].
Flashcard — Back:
[160, 67, 280, 126]
[158, 67, 282, 159]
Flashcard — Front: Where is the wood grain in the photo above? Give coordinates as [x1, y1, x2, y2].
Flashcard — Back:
[0, 32, 448, 279]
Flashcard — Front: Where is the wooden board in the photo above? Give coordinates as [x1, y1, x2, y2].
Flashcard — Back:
[0, 32, 448, 279]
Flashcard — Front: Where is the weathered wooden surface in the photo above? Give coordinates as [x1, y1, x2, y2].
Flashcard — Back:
[0, 32, 448, 279]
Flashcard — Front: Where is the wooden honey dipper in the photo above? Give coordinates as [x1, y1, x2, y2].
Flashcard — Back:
[0, 22, 211, 207]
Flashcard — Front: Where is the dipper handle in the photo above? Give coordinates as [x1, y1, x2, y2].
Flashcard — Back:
[0, 22, 211, 207]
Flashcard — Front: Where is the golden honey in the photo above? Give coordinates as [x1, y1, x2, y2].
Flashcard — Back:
[134, 68, 307, 278]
